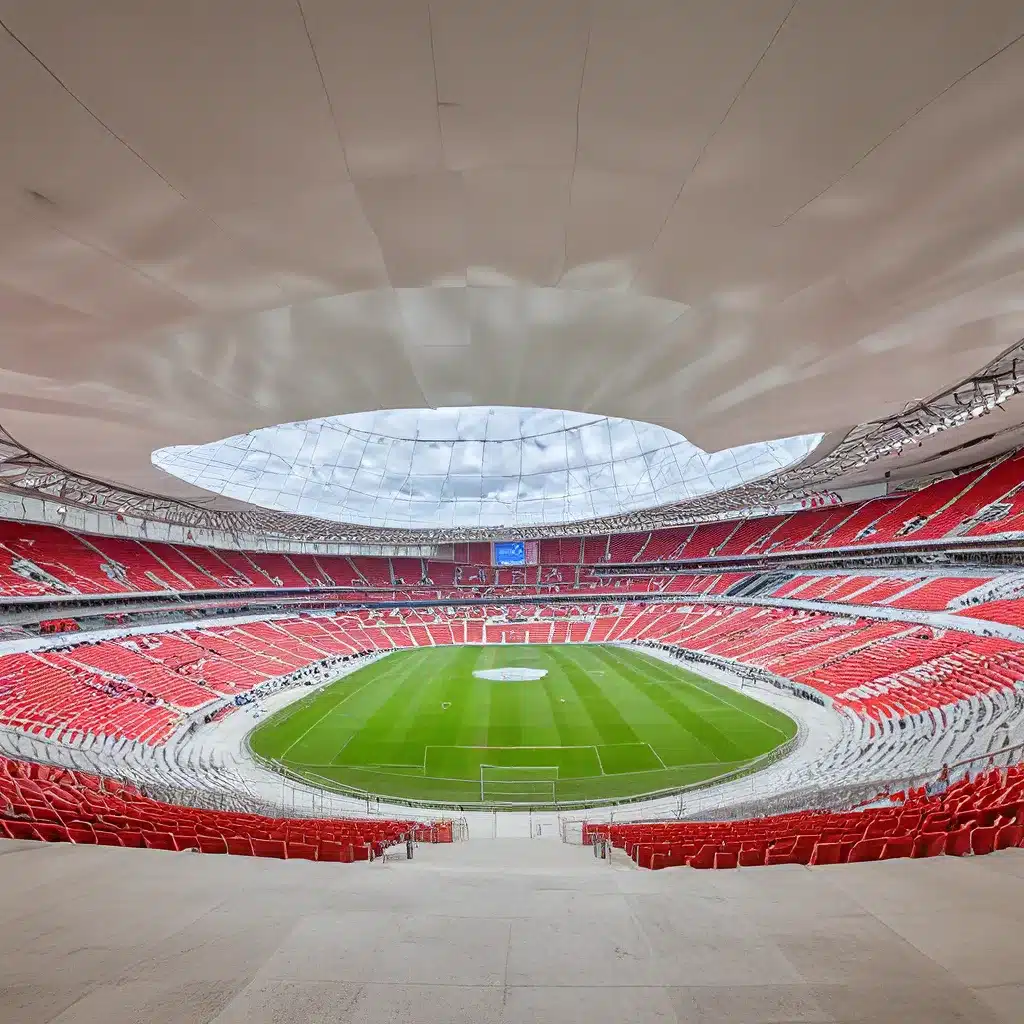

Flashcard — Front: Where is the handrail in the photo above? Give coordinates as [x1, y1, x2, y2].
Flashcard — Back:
[947, 740, 1024, 776]
[572, 737, 1024, 826]
[250, 739, 803, 814]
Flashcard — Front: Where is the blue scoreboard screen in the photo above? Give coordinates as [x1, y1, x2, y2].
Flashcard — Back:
[493, 541, 526, 566]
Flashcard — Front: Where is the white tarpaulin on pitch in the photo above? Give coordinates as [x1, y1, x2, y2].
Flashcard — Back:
[473, 668, 548, 682]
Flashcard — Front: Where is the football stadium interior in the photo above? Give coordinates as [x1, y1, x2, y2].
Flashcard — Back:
[2, 3, 1024, 1021]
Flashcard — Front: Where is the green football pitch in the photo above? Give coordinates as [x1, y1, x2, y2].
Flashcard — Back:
[248, 645, 797, 807]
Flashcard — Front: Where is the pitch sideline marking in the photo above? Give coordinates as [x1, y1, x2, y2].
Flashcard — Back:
[278, 672, 390, 761]
[424, 744, 603, 780]
[330, 731, 356, 765]
[288, 756, 755, 791]
[479, 763, 559, 800]
[285, 761, 422, 769]
[680, 674, 790, 740]
[426, 744, 600, 750]
[593, 743, 666, 772]
[596, 647, 721, 763]
[608, 646, 790, 741]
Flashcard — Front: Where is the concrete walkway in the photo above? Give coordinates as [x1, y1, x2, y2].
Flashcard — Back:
[1, 837, 1021, 1022]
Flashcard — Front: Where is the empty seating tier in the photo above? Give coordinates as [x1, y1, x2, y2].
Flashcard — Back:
[0, 754, 452, 860]
[585, 765, 1024, 869]
[5, 600, 1024, 749]
[3, 450, 1024, 600]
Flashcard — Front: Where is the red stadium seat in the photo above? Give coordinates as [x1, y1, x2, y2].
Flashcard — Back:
[765, 842, 801, 865]
[713, 850, 738, 869]
[970, 825, 999, 857]
[5, 821, 42, 841]
[688, 844, 716, 869]
[809, 841, 842, 865]
[251, 838, 287, 859]
[848, 839, 887, 863]
[225, 836, 255, 857]
[30, 822, 68, 842]
[943, 827, 973, 857]
[995, 823, 1024, 850]
[880, 836, 915, 860]
[913, 832, 948, 858]
[789, 837, 817, 864]
[141, 830, 178, 851]
[318, 841, 355, 863]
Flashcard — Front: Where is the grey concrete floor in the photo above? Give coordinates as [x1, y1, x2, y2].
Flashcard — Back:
[1, 837, 1022, 1023]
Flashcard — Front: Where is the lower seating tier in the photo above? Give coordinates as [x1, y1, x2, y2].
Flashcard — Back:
[0, 754, 452, 861]
[585, 765, 1024, 869]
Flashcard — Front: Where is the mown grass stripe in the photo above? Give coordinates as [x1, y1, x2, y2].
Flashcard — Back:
[548, 646, 643, 747]
[331, 653, 430, 766]
[614, 647, 796, 744]
[537, 660, 580, 748]
[595, 647, 726, 762]
[249, 644, 796, 806]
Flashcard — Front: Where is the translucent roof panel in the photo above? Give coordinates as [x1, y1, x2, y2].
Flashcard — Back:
[152, 408, 822, 530]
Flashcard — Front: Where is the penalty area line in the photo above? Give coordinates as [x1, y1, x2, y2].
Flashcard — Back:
[647, 743, 667, 769]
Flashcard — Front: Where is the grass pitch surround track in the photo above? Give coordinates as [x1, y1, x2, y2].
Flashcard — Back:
[248, 645, 797, 807]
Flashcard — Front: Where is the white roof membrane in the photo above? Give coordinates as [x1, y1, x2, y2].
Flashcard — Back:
[153, 408, 821, 529]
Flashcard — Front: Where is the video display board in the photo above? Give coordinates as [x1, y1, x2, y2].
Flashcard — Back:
[493, 541, 526, 565]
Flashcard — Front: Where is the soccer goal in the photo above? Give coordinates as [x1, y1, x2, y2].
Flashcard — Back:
[479, 765, 558, 804]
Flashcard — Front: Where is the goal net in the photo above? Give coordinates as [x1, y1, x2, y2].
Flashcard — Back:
[479, 765, 558, 804]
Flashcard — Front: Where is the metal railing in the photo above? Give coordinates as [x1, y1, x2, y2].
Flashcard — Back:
[559, 740, 1024, 835]
[240, 724, 802, 815]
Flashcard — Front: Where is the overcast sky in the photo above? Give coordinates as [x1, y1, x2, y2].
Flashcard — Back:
[152, 407, 821, 529]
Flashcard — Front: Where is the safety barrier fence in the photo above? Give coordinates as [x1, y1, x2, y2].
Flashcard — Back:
[559, 740, 1024, 842]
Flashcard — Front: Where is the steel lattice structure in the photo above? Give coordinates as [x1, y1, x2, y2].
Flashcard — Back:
[1, 339, 1022, 546]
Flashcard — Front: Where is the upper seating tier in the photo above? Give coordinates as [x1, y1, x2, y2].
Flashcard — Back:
[2, 452, 1024, 600]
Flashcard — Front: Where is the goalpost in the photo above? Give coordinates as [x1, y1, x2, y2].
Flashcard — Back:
[479, 765, 558, 804]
